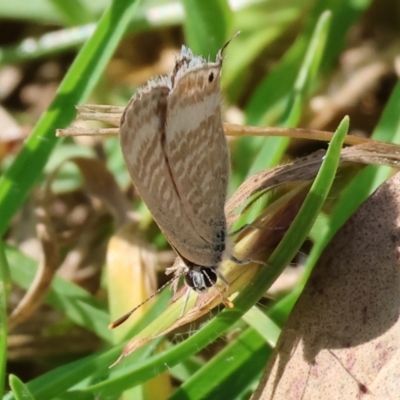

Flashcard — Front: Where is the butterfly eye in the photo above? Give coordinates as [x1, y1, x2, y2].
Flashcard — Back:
[208, 72, 214, 83]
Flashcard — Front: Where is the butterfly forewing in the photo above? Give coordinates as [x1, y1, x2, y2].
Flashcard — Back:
[120, 46, 230, 273]
[120, 83, 214, 265]
[165, 52, 229, 262]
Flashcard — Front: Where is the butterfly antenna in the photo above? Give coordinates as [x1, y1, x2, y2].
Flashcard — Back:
[179, 287, 192, 318]
[218, 31, 241, 60]
[108, 274, 180, 329]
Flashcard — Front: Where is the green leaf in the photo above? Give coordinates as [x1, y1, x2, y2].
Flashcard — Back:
[169, 326, 271, 400]
[182, 0, 233, 56]
[0, 241, 9, 400]
[233, 10, 331, 228]
[2, 292, 169, 400]
[9, 375, 35, 400]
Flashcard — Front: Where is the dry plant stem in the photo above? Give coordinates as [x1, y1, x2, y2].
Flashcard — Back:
[223, 124, 372, 146]
[57, 122, 371, 146]
[56, 104, 373, 146]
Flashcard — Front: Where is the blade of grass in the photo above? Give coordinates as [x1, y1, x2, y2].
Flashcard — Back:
[48, 0, 94, 25]
[8, 375, 35, 400]
[265, 82, 400, 332]
[223, 3, 303, 99]
[234, 11, 331, 227]
[0, 25, 97, 65]
[3, 345, 127, 400]
[169, 326, 271, 400]
[0, 241, 9, 400]
[3, 291, 170, 400]
[280, 10, 331, 126]
[242, 306, 280, 347]
[182, 0, 233, 56]
[231, 9, 331, 191]
[168, 308, 280, 400]
[317, 0, 373, 72]
[245, 0, 370, 126]
[268, 80, 400, 328]
[0, 0, 141, 237]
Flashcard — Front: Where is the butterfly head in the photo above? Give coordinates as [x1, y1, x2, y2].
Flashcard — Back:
[184, 265, 218, 293]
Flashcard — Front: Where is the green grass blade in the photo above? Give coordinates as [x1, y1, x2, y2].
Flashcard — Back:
[2, 294, 169, 400]
[3, 346, 124, 400]
[249, 9, 331, 175]
[280, 10, 331, 126]
[0, 0, 140, 237]
[8, 375, 35, 400]
[0, 241, 9, 400]
[242, 307, 281, 347]
[169, 327, 271, 400]
[233, 116, 348, 321]
[182, 0, 233, 56]
[233, 10, 331, 227]
[245, 0, 370, 126]
[48, 0, 94, 25]
[268, 82, 400, 328]
[317, 0, 373, 72]
[169, 307, 279, 399]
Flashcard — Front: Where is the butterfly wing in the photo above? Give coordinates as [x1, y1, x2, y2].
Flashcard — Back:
[120, 80, 218, 266]
[165, 49, 229, 259]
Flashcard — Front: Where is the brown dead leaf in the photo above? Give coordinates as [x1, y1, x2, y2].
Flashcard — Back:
[41, 156, 130, 290]
[8, 210, 59, 331]
[226, 150, 326, 224]
[253, 171, 400, 400]
[0, 106, 26, 160]
[69, 157, 131, 227]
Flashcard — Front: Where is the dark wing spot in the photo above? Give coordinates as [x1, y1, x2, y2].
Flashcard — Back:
[208, 72, 214, 83]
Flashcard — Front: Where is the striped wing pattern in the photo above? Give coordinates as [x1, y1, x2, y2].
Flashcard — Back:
[165, 55, 229, 257]
[120, 48, 229, 268]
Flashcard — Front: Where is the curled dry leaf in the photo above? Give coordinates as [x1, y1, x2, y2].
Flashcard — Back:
[8, 212, 59, 331]
[252, 171, 400, 400]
